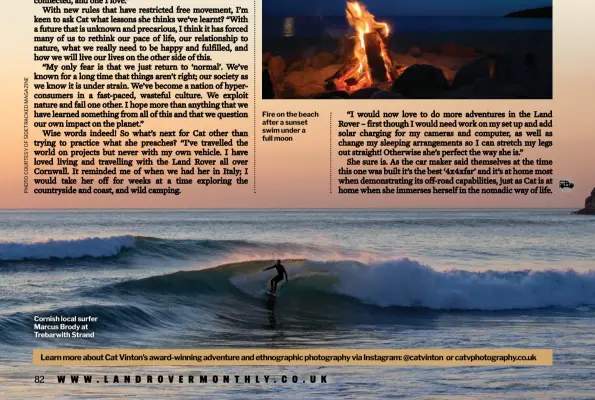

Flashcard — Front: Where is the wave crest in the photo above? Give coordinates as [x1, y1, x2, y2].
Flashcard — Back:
[110, 258, 595, 311]
[0, 236, 340, 264]
[0, 236, 136, 261]
[225, 259, 595, 311]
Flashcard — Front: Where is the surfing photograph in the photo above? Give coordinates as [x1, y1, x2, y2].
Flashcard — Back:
[1, 207, 594, 398]
[262, 0, 553, 99]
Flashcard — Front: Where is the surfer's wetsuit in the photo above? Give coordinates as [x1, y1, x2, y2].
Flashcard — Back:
[263, 261, 288, 293]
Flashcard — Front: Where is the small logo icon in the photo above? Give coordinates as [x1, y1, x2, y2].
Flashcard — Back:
[559, 179, 575, 193]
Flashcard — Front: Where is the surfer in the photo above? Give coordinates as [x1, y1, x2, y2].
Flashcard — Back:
[263, 260, 288, 294]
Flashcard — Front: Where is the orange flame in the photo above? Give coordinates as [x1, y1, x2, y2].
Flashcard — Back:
[334, 1, 394, 93]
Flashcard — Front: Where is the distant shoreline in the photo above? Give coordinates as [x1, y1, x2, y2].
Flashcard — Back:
[263, 30, 552, 61]
[505, 6, 552, 18]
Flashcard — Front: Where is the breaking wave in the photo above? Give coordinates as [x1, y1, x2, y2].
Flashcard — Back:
[100, 258, 595, 311]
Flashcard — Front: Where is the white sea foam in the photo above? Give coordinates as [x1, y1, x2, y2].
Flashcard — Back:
[330, 258, 595, 310]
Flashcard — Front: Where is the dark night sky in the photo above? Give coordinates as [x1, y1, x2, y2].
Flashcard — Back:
[262, 0, 553, 17]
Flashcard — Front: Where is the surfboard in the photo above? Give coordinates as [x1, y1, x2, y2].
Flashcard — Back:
[266, 276, 286, 296]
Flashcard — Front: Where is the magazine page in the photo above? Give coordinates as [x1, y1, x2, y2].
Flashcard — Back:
[1, 0, 593, 398]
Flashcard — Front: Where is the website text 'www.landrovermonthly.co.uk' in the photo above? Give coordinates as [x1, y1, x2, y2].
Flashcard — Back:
[47, 374, 327, 385]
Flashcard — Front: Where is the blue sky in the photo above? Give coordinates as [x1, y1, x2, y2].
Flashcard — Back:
[262, 0, 552, 17]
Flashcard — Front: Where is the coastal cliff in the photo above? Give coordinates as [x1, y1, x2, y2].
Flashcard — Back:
[573, 187, 595, 215]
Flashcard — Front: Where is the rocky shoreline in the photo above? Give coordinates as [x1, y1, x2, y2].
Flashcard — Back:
[262, 30, 552, 100]
[573, 187, 595, 215]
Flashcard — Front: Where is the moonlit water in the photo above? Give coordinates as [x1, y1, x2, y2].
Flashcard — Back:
[0, 209, 593, 399]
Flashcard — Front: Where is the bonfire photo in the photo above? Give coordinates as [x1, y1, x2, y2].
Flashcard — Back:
[326, 2, 398, 93]
[262, 0, 553, 99]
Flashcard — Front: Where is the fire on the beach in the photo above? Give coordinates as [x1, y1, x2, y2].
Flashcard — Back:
[262, 1, 552, 100]
[330, 1, 398, 93]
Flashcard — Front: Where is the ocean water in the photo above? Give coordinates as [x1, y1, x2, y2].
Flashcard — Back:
[0, 209, 594, 399]
[262, 16, 553, 38]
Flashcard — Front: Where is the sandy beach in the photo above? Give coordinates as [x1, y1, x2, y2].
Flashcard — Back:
[262, 30, 552, 99]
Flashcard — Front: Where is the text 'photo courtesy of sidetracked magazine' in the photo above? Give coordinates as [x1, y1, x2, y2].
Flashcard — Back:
[1, 0, 595, 399]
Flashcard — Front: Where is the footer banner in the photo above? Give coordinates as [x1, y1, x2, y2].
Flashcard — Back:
[33, 349, 553, 366]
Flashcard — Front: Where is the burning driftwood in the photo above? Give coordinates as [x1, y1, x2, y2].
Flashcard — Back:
[326, 2, 397, 92]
